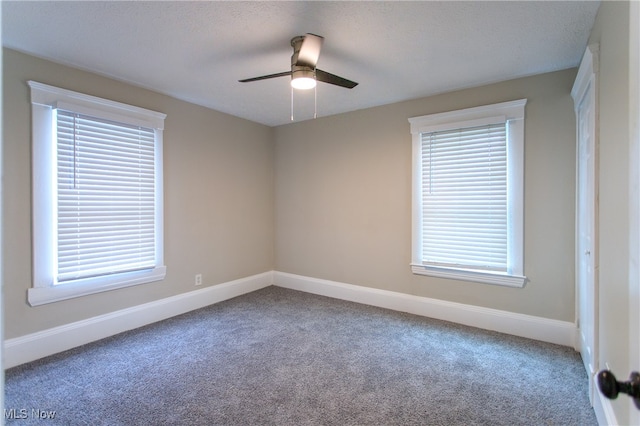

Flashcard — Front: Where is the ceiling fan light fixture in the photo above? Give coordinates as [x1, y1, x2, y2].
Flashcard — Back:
[291, 69, 316, 90]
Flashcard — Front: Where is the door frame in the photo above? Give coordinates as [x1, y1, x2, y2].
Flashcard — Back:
[629, 1, 640, 424]
[572, 43, 600, 404]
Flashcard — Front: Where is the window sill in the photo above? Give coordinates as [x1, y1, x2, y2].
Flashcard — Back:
[411, 264, 527, 288]
[27, 266, 166, 306]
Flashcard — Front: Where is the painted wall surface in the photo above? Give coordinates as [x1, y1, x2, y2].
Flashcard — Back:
[4, 49, 580, 338]
[588, 2, 632, 424]
[275, 69, 577, 322]
[2, 48, 275, 339]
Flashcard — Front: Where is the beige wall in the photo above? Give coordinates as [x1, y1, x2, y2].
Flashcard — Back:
[3, 49, 580, 337]
[275, 69, 578, 322]
[588, 1, 632, 424]
[2, 48, 275, 339]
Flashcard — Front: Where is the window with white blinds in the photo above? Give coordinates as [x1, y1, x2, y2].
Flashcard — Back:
[29, 81, 166, 306]
[420, 123, 507, 271]
[409, 99, 527, 288]
[55, 110, 157, 282]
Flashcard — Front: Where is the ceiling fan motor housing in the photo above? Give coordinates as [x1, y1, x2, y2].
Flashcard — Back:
[291, 36, 315, 74]
[290, 35, 316, 88]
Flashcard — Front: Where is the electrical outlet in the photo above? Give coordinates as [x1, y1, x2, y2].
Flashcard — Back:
[195, 274, 202, 286]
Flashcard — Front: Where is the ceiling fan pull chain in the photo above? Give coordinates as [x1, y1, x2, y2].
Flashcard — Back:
[314, 84, 317, 119]
[291, 86, 294, 121]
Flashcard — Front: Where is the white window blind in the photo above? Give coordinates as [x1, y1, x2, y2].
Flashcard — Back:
[55, 109, 157, 283]
[420, 123, 507, 271]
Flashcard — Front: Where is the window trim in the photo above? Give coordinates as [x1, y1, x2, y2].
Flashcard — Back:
[28, 81, 167, 306]
[409, 99, 527, 288]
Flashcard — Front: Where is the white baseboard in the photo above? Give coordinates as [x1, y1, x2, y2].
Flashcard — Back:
[5, 270, 578, 369]
[274, 271, 577, 347]
[4, 271, 273, 369]
[593, 375, 618, 425]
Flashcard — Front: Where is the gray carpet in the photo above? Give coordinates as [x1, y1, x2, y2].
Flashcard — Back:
[5, 286, 597, 425]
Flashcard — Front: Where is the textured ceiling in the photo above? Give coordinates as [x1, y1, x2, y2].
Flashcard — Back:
[3, 1, 600, 127]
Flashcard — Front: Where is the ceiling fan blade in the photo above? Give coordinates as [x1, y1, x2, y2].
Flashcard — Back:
[315, 69, 359, 89]
[239, 71, 291, 83]
[296, 33, 324, 67]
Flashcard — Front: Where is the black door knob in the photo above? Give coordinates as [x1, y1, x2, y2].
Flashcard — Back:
[597, 370, 640, 410]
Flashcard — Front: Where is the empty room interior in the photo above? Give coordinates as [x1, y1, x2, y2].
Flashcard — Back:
[2, 1, 640, 425]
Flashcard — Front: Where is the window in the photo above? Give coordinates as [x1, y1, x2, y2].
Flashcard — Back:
[409, 99, 527, 287]
[28, 81, 166, 306]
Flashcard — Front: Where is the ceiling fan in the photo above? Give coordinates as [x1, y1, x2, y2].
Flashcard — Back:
[239, 33, 358, 90]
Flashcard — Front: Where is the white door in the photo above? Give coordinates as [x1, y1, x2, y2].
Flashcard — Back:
[577, 89, 598, 403]
[630, 2, 640, 423]
[573, 44, 599, 406]
[577, 85, 598, 403]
